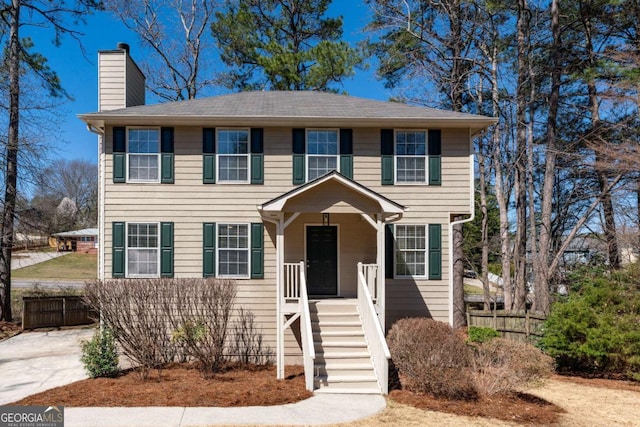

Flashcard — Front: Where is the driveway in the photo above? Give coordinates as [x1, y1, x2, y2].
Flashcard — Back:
[11, 251, 70, 270]
[0, 328, 94, 405]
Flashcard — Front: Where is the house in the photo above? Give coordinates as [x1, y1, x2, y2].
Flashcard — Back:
[50, 228, 99, 254]
[79, 44, 495, 394]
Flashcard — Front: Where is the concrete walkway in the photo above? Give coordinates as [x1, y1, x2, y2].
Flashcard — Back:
[11, 251, 71, 270]
[0, 329, 386, 426]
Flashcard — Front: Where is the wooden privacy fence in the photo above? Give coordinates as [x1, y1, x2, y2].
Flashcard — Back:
[22, 296, 97, 330]
[466, 310, 546, 344]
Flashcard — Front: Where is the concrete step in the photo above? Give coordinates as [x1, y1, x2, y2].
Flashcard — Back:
[313, 375, 380, 393]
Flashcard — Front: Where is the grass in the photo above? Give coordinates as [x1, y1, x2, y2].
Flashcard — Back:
[12, 253, 97, 280]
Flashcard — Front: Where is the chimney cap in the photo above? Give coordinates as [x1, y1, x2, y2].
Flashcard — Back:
[116, 42, 130, 54]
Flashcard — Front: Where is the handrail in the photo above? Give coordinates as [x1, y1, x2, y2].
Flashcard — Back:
[283, 262, 301, 301]
[298, 261, 316, 391]
[357, 262, 391, 394]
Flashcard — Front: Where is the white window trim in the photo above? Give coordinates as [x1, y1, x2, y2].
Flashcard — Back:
[306, 128, 340, 182]
[394, 224, 428, 279]
[126, 126, 161, 184]
[394, 129, 428, 185]
[216, 223, 251, 279]
[125, 221, 161, 278]
[216, 128, 251, 184]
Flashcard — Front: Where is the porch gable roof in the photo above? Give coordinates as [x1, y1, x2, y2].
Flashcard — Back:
[258, 171, 406, 216]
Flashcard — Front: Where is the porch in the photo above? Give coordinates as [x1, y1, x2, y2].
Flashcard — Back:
[258, 172, 406, 394]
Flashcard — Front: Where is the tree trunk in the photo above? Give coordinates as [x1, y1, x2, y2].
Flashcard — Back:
[583, 6, 620, 270]
[0, 0, 20, 321]
[534, 0, 561, 315]
[452, 219, 466, 327]
[513, 0, 529, 311]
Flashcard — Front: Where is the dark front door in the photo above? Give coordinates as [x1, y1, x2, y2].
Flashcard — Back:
[306, 226, 338, 296]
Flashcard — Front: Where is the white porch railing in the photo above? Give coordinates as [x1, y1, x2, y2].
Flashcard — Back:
[360, 263, 378, 303]
[284, 262, 301, 302]
[357, 262, 391, 394]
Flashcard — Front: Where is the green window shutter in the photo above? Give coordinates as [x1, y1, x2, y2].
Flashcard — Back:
[251, 223, 264, 279]
[161, 127, 175, 184]
[428, 224, 442, 280]
[292, 128, 306, 184]
[160, 222, 174, 277]
[203, 128, 216, 184]
[428, 129, 442, 186]
[340, 129, 353, 179]
[113, 127, 126, 183]
[112, 222, 125, 278]
[251, 128, 264, 184]
[203, 222, 216, 277]
[385, 224, 395, 278]
[381, 129, 394, 185]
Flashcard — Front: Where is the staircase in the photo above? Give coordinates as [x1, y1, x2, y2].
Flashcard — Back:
[310, 299, 381, 394]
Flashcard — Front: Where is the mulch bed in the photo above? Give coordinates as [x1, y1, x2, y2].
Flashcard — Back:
[13, 364, 312, 407]
[552, 373, 640, 393]
[0, 321, 21, 341]
[389, 389, 565, 425]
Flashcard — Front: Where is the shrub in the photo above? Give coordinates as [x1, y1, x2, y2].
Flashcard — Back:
[471, 338, 554, 395]
[468, 326, 500, 343]
[85, 278, 270, 378]
[229, 308, 274, 365]
[387, 318, 477, 400]
[540, 265, 640, 380]
[81, 327, 120, 378]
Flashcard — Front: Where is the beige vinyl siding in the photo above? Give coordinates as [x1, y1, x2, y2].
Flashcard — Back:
[98, 52, 126, 112]
[103, 125, 470, 346]
[125, 55, 145, 107]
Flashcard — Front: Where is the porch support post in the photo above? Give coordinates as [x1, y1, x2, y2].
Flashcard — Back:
[376, 214, 386, 330]
[276, 218, 285, 380]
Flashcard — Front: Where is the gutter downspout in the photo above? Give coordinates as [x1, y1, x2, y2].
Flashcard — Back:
[448, 128, 476, 326]
[86, 124, 105, 283]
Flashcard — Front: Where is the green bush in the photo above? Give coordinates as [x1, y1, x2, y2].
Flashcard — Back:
[468, 326, 500, 343]
[81, 327, 120, 378]
[387, 318, 477, 400]
[540, 265, 640, 380]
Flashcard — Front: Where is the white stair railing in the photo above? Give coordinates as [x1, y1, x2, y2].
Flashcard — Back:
[357, 262, 391, 394]
[298, 261, 316, 392]
[360, 263, 378, 302]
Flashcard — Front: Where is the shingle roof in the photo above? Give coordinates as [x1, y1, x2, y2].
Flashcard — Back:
[52, 228, 98, 238]
[79, 91, 496, 132]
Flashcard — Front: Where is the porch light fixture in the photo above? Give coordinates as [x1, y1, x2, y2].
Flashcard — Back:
[323, 213, 330, 226]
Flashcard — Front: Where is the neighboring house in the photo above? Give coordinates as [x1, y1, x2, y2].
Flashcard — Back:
[79, 44, 495, 394]
[51, 228, 99, 254]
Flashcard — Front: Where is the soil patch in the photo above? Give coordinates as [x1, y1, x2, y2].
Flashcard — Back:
[389, 389, 564, 425]
[13, 364, 312, 407]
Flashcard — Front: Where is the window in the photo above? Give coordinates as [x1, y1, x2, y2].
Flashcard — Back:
[217, 224, 249, 277]
[307, 129, 338, 180]
[395, 130, 427, 184]
[128, 128, 160, 182]
[217, 129, 249, 183]
[127, 223, 159, 277]
[395, 225, 427, 277]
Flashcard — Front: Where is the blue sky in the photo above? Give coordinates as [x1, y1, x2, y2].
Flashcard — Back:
[28, 2, 391, 165]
